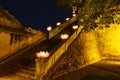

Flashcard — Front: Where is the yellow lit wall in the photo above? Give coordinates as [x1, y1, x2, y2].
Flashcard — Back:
[64, 29, 101, 67]
[77, 30, 101, 64]
[0, 30, 43, 61]
[95, 24, 120, 57]
[66, 23, 120, 67]
[0, 32, 11, 60]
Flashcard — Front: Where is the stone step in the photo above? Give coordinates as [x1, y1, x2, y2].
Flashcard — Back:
[19, 68, 35, 76]
[15, 71, 35, 80]
[21, 65, 35, 72]
[102, 56, 120, 61]
[14, 75, 35, 80]
[0, 62, 35, 80]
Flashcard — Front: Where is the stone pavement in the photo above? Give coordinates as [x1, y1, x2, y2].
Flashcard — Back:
[53, 57, 120, 80]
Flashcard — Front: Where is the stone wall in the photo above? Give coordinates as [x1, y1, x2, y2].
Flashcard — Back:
[0, 32, 10, 60]
[94, 24, 120, 57]
[76, 30, 101, 64]
[0, 31, 43, 61]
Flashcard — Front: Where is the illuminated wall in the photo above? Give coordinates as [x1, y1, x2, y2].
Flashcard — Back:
[0, 30, 43, 61]
[66, 30, 101, 66]
[65, 23, 120, 67]
[0, 32, 25, 60]
[77, 30, 101, 63]
[76, 23, 120, 60]
[95, 24, 120, 57]
[0, 32, 11, 60]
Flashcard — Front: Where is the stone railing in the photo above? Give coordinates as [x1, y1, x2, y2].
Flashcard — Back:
[48, 16, 77, 39]
[35, 25, 83, 80]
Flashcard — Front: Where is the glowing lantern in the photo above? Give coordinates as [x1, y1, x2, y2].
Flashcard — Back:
[36, 51, 50, 59]
[72, 14, 76, 17]
[72, 25, 78, 30]
[72, 5, 77, 14]
[56, 22, 61, 26]
[47, 26, 52, 32]
[80, 18, 84, 22]
[46, 26, 52, 40]
[60, 34, 69, 40]
[66, 18, 70, 21]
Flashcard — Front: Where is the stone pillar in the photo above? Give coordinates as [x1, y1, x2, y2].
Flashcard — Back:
[35, 59, 46, 80]
[47, 31, 49, 40]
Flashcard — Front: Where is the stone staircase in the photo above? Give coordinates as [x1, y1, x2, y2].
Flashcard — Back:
[0, 56, 36, 80]
[14, 65, 35, 80]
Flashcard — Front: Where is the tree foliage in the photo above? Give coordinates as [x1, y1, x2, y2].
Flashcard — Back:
[56, 0, 120, 31]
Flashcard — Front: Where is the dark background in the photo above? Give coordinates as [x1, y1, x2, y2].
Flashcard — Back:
[0, 0, 72, 31]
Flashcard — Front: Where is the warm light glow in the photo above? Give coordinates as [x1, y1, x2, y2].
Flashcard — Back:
[28, 27, 32, 29]
[72, 14, 76, 17]
[72, 6, 77, 14]
[60, 34, 69, 40]
[56, 22, 61, 26]
[66, 18, 70, 21]
[85, 15, 88, 17]
[72, 25, 78, 30]
[72, 11, 76, 14]
[80, 19, 84, 22]
[47, 26, 52, 31]
[36, 51, 50, 58]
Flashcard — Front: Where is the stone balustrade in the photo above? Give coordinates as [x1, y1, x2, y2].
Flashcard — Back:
[35, 25, 83, 80]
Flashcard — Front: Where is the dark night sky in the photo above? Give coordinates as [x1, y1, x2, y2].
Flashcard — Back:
[0, 0, 72, 31]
